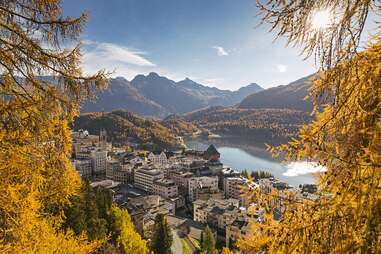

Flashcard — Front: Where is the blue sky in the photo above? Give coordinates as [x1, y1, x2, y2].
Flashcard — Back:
[63, 0, 317, 90]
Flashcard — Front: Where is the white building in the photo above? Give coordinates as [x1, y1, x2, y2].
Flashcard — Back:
[90, 149, 107, 175]
[148, 152, 167, 166]
[225, 177, 258, 207]
[193, 198, 240, 225]
[168, 170, 193, 188]
[106, 159, 131, 183]
[74, 159, 92, 179]
[106, 159, 121, 178]
[188, 176, 218, 202]
[153, 178, 178, 198]
[134, 168, 164, 193]
[225, 177, 246, 198]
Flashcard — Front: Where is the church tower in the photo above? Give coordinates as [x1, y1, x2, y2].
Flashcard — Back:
[99, 128, 107, 149]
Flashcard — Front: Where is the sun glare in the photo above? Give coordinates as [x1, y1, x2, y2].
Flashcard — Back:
[311, 10, 332, 30]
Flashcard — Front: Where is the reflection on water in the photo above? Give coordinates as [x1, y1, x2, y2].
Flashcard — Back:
[284, 162, 327, 177]
[186, 138, 322, 186]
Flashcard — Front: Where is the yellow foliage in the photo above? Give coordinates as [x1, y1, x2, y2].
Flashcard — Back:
[109, 206, 149, 254]
[240, 39, 381, 254]
[221, 247, 236, 254]
[0, 0, 107, 253]
[239, 1, 381, 253]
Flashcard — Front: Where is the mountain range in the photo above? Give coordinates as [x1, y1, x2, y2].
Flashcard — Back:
[81, 72, 264, 117]
[238, 75, 315, 112]
[76, 73, 316, 145]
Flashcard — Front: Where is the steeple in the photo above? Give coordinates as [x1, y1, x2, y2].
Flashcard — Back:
[99, 128, 107, 149]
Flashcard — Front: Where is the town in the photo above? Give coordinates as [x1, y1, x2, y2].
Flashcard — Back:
[71, 129, 319, 252]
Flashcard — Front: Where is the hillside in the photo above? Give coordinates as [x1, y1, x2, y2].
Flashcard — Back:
[161, 114, 200, 136]
[81, 77, 169, 117]
[81, 72, 264, 117]
[239, 75, 315, 112]
[73, 110, 182, 149]
[182, 106, 310, 143]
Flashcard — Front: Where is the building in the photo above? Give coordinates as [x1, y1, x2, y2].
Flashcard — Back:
[106, 159, 121, 178]
[124, 195, 175, 237]
[225, 177, 258, 207]
[258, 178, 275, 193]
[226, 219, 249, 248]
[170, 196, 185, 209]
[219, 167, 241, 189]
[148, 151, 168, 166]
[203, 144, 220, 161]
[72, 129, 99, 147]
[90, 148, 107, 175]
[99, 128, 107, 150]
[206, 160, 223, 174]
[167, 170, 193, 195]
[90, 179, 121, 189]
[106, 159, 132, 183]
[72, 129, 106, 159]
[166, 215, 205, 240]
[194, 187, 224, 201]
[224, 177, 246, 199]
[72, 144, 92, 159]
[188, 176, 218, 202]
[73, 159, 92, 179]
[134, 168, 164, 193]
[120, 163, 134, 183]
[153, 178, 178, 198]
[193, 198, 240, 231]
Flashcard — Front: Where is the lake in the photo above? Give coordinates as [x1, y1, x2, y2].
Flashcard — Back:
[186, 138, 322, 186]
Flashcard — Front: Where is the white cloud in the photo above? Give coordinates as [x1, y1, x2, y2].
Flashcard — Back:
[276, 64, 287, 73]
[212, 46, 229, 56]
[83, 40, 155, 67]
[81, 40, 157, 78]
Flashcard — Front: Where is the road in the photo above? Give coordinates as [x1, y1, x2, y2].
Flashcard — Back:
[171, 229, 183, 254]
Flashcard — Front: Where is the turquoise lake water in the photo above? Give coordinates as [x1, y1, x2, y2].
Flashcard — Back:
[186, 139, 319, 186]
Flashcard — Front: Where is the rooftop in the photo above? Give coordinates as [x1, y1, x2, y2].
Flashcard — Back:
[154, 178, 176, 187]
[90, 180, 121, 189]
[204, 144, 220, 156]
[136, 168, 163, 176]
[221, 167, 241, 175]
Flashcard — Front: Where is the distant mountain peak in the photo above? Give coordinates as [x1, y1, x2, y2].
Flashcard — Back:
[82, 72, 269, 118]
[238, 74, 315, 112]
[114, 76, 127, 81]
[147, 72, 160, 78]
[178, 77, 202, 87]
[247, 82, 261, 87]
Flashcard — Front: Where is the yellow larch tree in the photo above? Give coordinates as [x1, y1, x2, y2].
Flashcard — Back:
[238, 0, 380, 253]
[0, 0, 108, 253]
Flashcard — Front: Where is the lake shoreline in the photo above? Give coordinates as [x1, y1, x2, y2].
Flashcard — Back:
[185, 137, 318, 186]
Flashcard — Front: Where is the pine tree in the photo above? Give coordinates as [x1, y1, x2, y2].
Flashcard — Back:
[238, 1, 381, 253]
[152, 214, 173, 254]
[241, 169, 250, 179]
[200, 226, 216, 254]
[94, 186, 113, 220]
